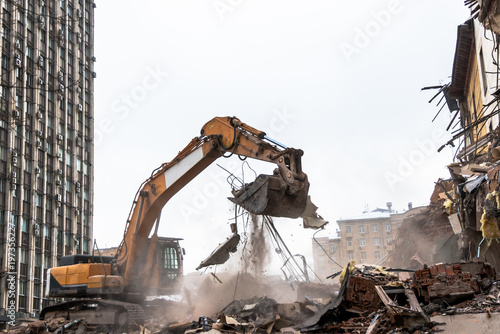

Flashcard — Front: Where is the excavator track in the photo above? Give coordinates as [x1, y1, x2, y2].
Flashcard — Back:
[40, 299, 146, 331]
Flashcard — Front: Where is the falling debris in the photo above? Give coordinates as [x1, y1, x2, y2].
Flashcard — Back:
[196, 233, 241, 270]
[301, 196, 329, 229]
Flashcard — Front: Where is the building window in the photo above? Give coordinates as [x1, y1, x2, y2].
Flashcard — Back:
[1, 54, 8, 70]
[45, 198, 52, 212]
[372, 224, 378, 233]
[348, 251, 354, 260]
[23, 189, 30, 202]
[21, 218, 28, 232]
[347, 239, 352, 247]
[386, 236, 392, 244]
[11, 215, 18, 230]
[358, 225, 365, 233]
[17, 11, 25, 25]
[374, 251, 381, 259]
[66, 151, 72, 166]
[361, 252, 367, 261]
[345, 225, 351, 233]
[19, 280, 27, 295]
[330, 245, 335, 253]
[384, 224, 391, 232]
[44, 255, 51, 269]
[24, 157, 32, 171]
[27, 45, 33, 59]
[373, 237, 380, 246]
[359, 238, 366, 247]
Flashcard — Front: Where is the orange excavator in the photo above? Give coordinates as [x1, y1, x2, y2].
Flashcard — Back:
[40, 116, 311, 329]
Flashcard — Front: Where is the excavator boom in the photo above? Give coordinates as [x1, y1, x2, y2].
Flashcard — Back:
[118, 116, 309, 292]
[43, 116, 311, 329]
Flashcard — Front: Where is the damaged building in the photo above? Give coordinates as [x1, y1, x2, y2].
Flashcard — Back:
[403, 0, 500, 273]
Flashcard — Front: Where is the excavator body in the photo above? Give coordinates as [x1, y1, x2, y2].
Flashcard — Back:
[41, 116, 311, 330]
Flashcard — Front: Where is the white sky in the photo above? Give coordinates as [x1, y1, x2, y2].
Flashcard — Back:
[92, 0, 471, 275]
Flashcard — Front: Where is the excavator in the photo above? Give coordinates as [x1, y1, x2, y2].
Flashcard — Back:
[40, 116, 311, 329]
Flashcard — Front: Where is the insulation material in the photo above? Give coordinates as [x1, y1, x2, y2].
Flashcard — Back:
[444, 198, 457, 215]
[481, 191, 500, 243]
[339, 260, 356, 284]
[480, 212, 500, 243]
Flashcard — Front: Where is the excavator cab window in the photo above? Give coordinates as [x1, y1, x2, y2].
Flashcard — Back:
[155, 237, 183, 290]
[162, 247, 179, 279]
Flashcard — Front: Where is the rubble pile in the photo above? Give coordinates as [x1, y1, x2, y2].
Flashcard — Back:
[412, 262, 495, 304]
[5, 261, 499, 333]
[6, 317, 100, 334]
[299, 263, 433, 333]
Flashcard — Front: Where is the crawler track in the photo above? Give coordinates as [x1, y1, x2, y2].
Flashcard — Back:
[40, 299, 145, 331]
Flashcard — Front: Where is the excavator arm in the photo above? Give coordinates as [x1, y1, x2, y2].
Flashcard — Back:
[116, 116, 309, 293]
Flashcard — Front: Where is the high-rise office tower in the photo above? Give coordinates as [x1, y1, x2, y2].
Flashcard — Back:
[0, 0, 95, 317]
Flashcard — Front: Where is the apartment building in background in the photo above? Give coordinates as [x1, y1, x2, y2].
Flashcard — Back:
[0, 0, 95, 317]
[312, 203, 424, 281]
[312, 232, 341, 281]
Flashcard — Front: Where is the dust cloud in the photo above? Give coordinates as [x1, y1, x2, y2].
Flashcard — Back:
[182, 214, 298, 318]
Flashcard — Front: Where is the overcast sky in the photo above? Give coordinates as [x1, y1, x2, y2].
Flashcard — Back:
[92, 1, 470, 275]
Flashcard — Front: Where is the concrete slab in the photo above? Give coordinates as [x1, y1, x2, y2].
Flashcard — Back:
[432, 312, 500, 334]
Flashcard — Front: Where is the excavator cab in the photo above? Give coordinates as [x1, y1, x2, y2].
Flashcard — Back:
[156, 237, 184, 294]
[137, 237, 184, 296]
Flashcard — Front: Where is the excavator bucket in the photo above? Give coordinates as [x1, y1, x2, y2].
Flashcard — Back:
[229, 174, 309, 219]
